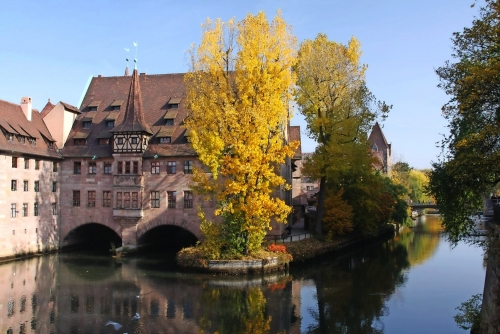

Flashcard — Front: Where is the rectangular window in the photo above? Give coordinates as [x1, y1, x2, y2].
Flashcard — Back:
[53, 162, 58, 172]
[11, 204, 16, 218]
[88, 191, 96, 207]
[74, 139, 86, 145]
[88, 162, 97, 174]
[125, 161, 131, 174]
[11, 180, 17, 191]
[132, 192, 138, 208]
[74, 162, 81, 174]
[184, 161, 193, 174]
[151, 161, 160, 174]
[167, 161, 176, 174]
[133, 161, 138, 174]
[151, 191, 160, 208]
[131, 137, 138, 144]
[12, 157, 17, 168]
[123, 192, 130, 208]
[34, 202, 39, 217]
[73, 191, 80, 206]
[165, 119, 174, 126]
[103, 162, 112, 174]
[167, 191, 176, 208]
[99, 138, 109, 145]
[116, 192, 122, 208]
[22, 203, 28, 217]
[106, 121, 114, 128]
[117, 161, 123, 174]
[51, 203, 57, 215]
[52, 182, 57, 192]
[83, 121, 92, 129]
[103, 191, 111, 207]
[35, 160, 40, 170]
[159, 137, 171, 144]
[24, 159, 29, 169]
[34, 181, 39, 192]
[184, 191, 193, 208]
[117, 137, 123, 145]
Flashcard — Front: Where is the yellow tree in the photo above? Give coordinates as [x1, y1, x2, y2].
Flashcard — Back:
[294, 33, 390, 236]
[184, 11, 298, 256]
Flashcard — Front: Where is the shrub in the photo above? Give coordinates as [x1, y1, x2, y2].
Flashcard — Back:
[267, 244, 287, 253]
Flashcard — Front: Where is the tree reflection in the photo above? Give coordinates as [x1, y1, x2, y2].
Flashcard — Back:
[306, 240, 410, 333]
[198, 287, 274, 334]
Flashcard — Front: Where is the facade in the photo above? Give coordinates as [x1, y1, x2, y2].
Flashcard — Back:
[58, 69, 300, 247]
[0, 98, 64, 258]
[368, 122, 391, 174]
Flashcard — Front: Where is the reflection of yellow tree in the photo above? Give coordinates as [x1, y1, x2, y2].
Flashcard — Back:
[198, 287, 274, 334]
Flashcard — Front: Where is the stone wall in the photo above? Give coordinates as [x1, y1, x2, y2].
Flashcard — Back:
[480, 227, 500, 333]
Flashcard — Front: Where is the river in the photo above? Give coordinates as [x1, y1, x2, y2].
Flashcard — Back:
[0, 214, 486, 333]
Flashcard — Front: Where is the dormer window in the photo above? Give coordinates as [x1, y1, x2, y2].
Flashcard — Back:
[87, 101, 101, 112]
[159, 137, 171, 144]
[372, 143, 378, 152]
[48, 142, 53, 149]
[184, 129, 191, 143]
[106, 121, 115, 128]
[81, 113, 95, 128]
[110, 100, 124, 111]
[74, 139, 86, 146]
[83, 121, 92, 129]
[7, 133, 13, 141]
[73, 132, 89, 146]
[29, 137, 36, 146]
[163, 110, 177, 126]
[168, 97, 181, 109]
[97, 131, 112, 145]
[17, 135, 25, 144]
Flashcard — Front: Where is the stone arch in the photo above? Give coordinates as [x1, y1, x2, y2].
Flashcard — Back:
[137, 217, 202, 240]
[61, 219, 122, 245]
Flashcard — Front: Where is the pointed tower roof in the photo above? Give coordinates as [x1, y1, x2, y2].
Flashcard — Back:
[111, 69, 153, 135]
[369, 122, 390, 149]
[125, 66, 130, 76]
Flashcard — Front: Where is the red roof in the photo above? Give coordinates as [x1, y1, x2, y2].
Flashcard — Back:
[62, 72, 195, 158]
[0, 99, 61, 159]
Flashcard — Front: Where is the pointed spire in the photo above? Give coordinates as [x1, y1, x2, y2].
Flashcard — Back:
[125, 66, 130, 76]
[111, 69, 153, 135]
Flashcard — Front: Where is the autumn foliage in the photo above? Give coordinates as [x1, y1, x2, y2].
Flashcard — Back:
[185, 11, 299, 257]
[267, 243, 287, 254]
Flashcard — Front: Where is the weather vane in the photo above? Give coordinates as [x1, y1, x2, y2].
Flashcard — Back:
[133, 42, 138, 70]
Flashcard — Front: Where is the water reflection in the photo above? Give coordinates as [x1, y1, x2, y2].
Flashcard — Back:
[0, 215, 485, 333]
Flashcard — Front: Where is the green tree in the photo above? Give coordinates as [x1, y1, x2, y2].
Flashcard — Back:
[184, 11, 299, 256]
[294, 33, 390, 236]
[430, 0, 500, 241]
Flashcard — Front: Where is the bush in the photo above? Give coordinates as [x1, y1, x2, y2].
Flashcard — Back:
[267, 244, 287, 253]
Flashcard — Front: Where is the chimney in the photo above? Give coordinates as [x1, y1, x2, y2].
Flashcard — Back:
[21, 97, 32, 121]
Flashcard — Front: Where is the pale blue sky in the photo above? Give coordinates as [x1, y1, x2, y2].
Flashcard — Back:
[0, 1, 483, 169]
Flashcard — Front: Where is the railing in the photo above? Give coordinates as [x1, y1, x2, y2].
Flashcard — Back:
[270, 232, 311, 243]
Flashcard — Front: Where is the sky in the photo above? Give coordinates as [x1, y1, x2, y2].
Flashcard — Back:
[0, 0, 484, 169]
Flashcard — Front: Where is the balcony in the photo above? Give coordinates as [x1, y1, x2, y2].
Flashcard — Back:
[113, 208, 143, 218]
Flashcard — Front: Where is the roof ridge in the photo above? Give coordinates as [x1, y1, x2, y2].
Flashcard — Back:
[94, 72, 186, 79]
[0, 98, 21, 107]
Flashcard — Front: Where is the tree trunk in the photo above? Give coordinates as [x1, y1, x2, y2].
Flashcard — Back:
[315, 175, 327, 237]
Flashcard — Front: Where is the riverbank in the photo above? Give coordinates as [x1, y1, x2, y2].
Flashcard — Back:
[176, 223, 395, 273]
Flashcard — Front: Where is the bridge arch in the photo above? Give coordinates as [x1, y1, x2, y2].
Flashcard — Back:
[61, 221, 122, 250]
[137, 217, 202, 240]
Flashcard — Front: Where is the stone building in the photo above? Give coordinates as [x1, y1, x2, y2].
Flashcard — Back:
[58, 69, 300, 248]
[368, 122, 391, 174]
[0, 97, 66, 258]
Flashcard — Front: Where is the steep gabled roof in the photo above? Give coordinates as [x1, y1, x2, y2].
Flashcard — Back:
[111, 69, 153, 135]
[61, 72, 190, 158]
[368, 122, 390, 150]
[40, 100, 55, 118]
[0, 99, 61, 159]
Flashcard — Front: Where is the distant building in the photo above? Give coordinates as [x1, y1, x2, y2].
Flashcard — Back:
[0, 97, 67, 258]
[368, 122, 391, 174]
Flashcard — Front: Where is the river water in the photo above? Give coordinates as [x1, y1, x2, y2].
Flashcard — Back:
[0, 214, 486, 333]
